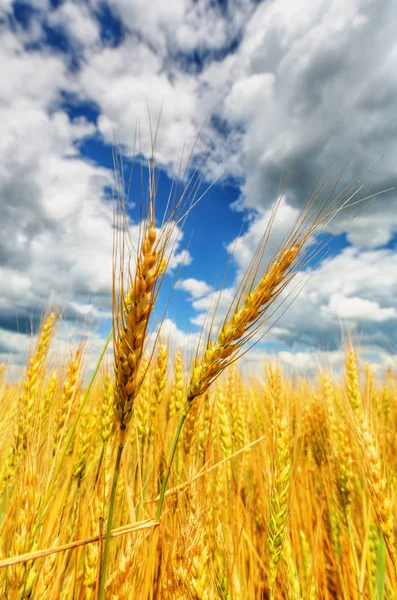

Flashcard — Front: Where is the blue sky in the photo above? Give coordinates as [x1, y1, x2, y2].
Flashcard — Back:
[2, 0, 397, 377]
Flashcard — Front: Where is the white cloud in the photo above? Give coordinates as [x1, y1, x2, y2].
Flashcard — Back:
[0, 32, 67, 108]
[226, 197, 301, 277]
[47, 1, 100, 48]
[76, 38, 201, 169]
[155, 317, 200, 358]
[70, 0, 397, 258]
[216, 0, 397, 247]
[261, 245, 397, 351]
[277, 349, 345, 372]
[225, 72, 275, 123]
[107, 0, 255, 55]
[323, 293, 397, 321]
[183, 223, 397, 362]
[190, 287, 235, 329]
[0, 23, 194, 367]
[68, 301, 112, 320]
[345, 212, 397, 248]
[0, 0, 13, 13]
[176, 277, 213, 298]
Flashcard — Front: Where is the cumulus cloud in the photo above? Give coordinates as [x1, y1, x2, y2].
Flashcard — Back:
[240, 342, 397, 380]
[184, 233, 397, 366]
[243, 347, 347, 376]
[219, 0, 397, 246]
[175, 277, 213, 298]
[227, 197, 301, 277]
[158, 317, 200, 354]
[74, 38, 203, 171]
[69, 0, 397, 254]
[323, 294, 397, 322]
[47, 1, 100, 48]
[190, 287, 236, 329]
[0, 16, 192, 347]
[107, 0, 256, 56]
[262, 246, 397, 352]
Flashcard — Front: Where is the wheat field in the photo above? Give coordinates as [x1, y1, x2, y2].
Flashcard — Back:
[0, 174, 396, 600]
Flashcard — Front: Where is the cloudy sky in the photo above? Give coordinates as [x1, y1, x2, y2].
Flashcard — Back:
[2, 0, 397, 378]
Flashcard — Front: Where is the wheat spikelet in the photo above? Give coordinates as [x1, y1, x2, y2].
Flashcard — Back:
[135, 358, 151, 446]
[283, 536, 301, 600]
[168, 350, 184, 418]
[198, 391, 210, 459]
[13, 312, 56, 459]
[336, 419, 354, 522]
[382, 379, 391, 423]
[358, 418, 397, 573]
[188, 541, 210, 600]
[368, 520, 379, 596]
[52, 347, 82, 454]
[309, 393, 330, 468]
[41, 370, 58, 421]
[227, 365, 245, 451]
[111, 538, 137, 599]
[84, 543, 98, 600]
[299, 530, 316, 600]
[100, 372, 114, 446]
[183, 396, 200, 456]
[23, 312, 56, 420]
[8, 455, 41, 596]
[187, 243, 302, 403]
[268, 411, 292, 596]
[113, 220, 166, 435]
[217, 384, 233, 460]
[345, 345, 361, 417]
[172, 516, 211, 600]
[320, 373, 340, 474]
[151, 343, 168, 416]
[34, 546, 58, 598]
[100, 172, 177, 597]
[252, 382, 266, 434]
[72, 407, 97, 483]
[364, 363, 379, 413]
[83, 499, 101, 599]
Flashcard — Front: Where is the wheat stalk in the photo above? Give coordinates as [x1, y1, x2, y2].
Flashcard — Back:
[157, 178, 368, 521]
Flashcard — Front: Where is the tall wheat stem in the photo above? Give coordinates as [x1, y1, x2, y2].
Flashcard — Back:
[43, 328, 113, 510]
[156, 405, 188, 521]
[98, 428, 125, 600]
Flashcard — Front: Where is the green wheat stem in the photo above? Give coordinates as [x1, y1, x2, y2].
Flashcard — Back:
[156, 404, 189, 522]
[98, 436, 124, 600]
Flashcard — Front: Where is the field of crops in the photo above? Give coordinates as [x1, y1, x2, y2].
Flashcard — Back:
[0, 325, 396, 599]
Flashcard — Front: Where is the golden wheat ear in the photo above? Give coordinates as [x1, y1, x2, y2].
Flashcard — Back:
[99, 128, 204, 600]
[356, 417, 397, 578]
[185, 172, 373, 405]
[111, 130, 200, 440]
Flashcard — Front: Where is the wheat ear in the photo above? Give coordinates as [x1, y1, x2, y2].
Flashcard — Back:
[113, 220, 166, 435]
[187, 243, 302, 403]
[357, 418, 397, 577]
[345, 345, 361, 417]
[99, 217, 167, 600]
[268, 412, 292, 597]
